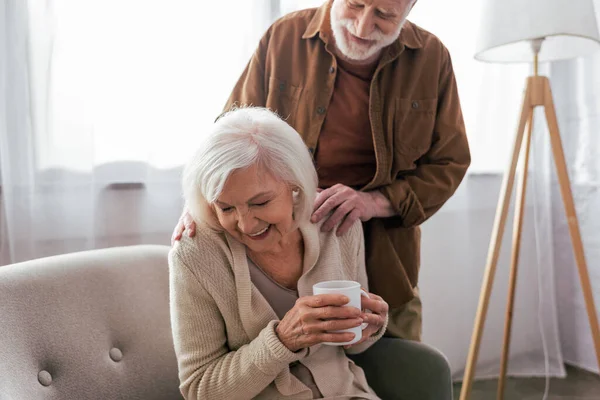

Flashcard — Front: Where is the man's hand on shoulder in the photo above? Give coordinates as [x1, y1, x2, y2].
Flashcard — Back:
[311, 184, 396, 236]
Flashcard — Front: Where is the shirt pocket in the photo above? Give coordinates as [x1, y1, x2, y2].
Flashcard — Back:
[393, 98, 437, 169]
[266, 76, 302, 128]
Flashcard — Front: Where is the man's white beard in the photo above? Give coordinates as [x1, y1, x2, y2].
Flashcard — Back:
[330, 0, 408, 62]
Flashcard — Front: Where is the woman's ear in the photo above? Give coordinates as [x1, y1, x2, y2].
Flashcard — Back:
[291, 187, 301, 221]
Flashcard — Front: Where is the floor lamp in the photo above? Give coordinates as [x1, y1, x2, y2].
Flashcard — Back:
[459, 1, 600, 399]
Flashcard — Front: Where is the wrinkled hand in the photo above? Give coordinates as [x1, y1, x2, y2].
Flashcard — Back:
[276, 294, 364, 352]
[311, 184, 377, 236]
[345, 292, 389, 349]
[171, 209, 197, 245]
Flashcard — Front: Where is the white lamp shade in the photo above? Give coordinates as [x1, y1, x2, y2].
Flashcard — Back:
[475, 0, 600, 63]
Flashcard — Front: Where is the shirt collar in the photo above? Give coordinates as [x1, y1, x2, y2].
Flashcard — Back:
[302, 0, 423, 51]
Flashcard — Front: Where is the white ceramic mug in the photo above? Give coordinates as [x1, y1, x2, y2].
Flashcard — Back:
[312, 280, 369, 346]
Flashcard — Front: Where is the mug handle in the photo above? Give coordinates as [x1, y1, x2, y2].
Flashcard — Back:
[360, 289, 371, 330]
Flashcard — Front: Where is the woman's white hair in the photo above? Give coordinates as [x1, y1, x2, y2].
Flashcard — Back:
[182, 107, 318, 230]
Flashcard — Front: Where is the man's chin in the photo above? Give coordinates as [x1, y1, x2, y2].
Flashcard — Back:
[339, 46, 377, 62]
[344, 53, 370, 62]
[343, 39, 376, 60]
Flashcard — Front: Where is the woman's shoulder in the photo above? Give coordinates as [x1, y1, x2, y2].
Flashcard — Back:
[308, 218, 365, 279]
[169, 223, 233, 278]
[313, 218, 364, 254]
[315, 217, 363, 241]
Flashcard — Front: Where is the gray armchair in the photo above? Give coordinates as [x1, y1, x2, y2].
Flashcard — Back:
[0, 245, 182, 400]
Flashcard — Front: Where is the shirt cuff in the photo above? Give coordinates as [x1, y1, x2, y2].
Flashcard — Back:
[380, 181, 425, 227]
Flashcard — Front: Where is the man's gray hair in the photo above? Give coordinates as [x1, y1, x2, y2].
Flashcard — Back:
[182, 107, 318, 230]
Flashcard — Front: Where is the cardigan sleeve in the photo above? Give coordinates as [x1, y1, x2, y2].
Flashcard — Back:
[343, 222, 388, 355]
[169, 247, 307, 400]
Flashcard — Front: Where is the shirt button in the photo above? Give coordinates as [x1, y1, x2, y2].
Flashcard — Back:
[317, 106, 326, 115]
[329, 66, 335, 74]
[412, 101, 420, 109]
[308, 147, 314, 154]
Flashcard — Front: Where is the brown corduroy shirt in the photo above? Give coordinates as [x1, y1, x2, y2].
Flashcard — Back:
[224, 2, 471, 308]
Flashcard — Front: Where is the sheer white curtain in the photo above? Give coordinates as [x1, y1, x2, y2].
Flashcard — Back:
[550, 52, 600, 374]
[0, 0, 275, 265]
[420, 104, 568, 380]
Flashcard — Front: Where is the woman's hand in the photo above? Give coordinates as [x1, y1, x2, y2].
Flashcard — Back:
[171, 208, 197, 245]
[276, 294, 364, 352]
[345, 292, 389, 349]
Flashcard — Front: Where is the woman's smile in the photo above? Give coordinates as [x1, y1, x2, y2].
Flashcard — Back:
[246, 224, 271, 240]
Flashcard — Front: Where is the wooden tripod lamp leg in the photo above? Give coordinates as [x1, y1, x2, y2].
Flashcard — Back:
[542, 78, 600, 370]
[459, 80, 534, 400]
[497, 111, 534, 400]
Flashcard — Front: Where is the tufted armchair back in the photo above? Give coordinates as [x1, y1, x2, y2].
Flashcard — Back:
[0, 245, 182, 400]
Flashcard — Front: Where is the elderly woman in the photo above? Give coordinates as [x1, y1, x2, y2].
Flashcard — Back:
[169, 107, 390, 399]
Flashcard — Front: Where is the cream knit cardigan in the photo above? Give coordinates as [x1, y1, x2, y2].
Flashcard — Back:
[169, 220, 386, 400]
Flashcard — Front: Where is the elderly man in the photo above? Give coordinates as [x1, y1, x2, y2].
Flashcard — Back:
[174, 0, 470, 343]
